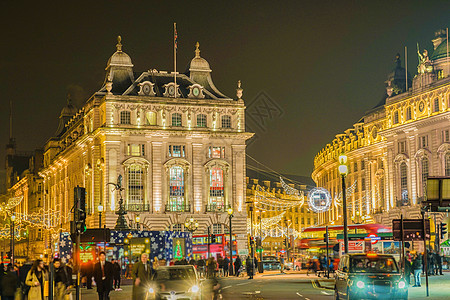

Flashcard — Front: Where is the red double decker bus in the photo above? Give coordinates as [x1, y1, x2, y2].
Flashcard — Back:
[192, 234, 237, 259]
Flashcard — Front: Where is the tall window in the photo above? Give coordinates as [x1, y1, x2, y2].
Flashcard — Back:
[168, 166, 185, 211]
[221, 115, 231, 128]
[433, 98, 440, 112]
[400, 162, 408, 200]
[208, 146, 225, 159]
[419, 135, 428, 148]
[213, 223, 222, 234]
[127, 144, 145, 156]
[128, 165, 143, 205]
[361, 178, 366, 191]
[398, 141, 406, 154]
[421, 157, 429, 194]
[442, 130, 450, 143]
[209, 167, 225, 211]
[146, 111, 156, 125]
[406, 107, 412, 120]
[393, 111, 399, 124]
[172, 224, 183, 232]
[172, 113, 182, 127]
[197, 114, 207, 128]
[168, 145, 186, 157]
[120, 111, 131, 124]
[446, 153, 450, 176]
[354, 162, 358, 172]
[361, 160, 365, 170]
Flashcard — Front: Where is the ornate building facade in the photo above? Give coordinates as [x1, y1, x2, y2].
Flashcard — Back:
[312, 29, 450, 233]
[39, 37, 252, 253]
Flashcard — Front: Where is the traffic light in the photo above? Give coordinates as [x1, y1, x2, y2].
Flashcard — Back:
[440, 223, 447, 240]
[74, 187, 87, 234]
[256, 237, 262, 248]
[324, 233, 329, 243]
[249, 236, 255, 246]
[211, 234, 216, 243]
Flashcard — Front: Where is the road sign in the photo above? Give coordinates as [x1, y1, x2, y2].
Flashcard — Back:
[392, 219, 430, 241]
[425, 177, 450, 211]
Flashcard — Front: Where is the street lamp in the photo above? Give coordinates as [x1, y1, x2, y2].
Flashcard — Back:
[98, 204, 103, 228]
[135, 215, 141, 230]
[184, 217, 199, 233]
[227, 207, 234, 276]
[338, 154, 349, 254]
[10, 214, 15, 265]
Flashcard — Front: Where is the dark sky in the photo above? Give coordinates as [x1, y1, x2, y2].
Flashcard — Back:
[0, 1, 448, 176]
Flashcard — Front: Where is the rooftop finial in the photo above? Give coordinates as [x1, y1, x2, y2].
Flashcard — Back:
[195, 42, 200, 58]
[116, 35, 122, 52]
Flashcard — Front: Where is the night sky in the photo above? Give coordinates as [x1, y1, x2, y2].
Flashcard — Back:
[0, 1, 448, 177]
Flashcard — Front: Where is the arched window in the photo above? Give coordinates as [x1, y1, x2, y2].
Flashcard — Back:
[400, 162, 408, 200]
[168, 166, 185, 211]
[433, 98, 440, 112]
[120, 111, 131, 124]
[445, 153, 450, 176]
[393, 111, 399, 124]
[221, 115, 231, 128]
[406, 107, 412, 120]
[208, 167, 225, 211]
[172, 113, 182, 127]
[127, 164, 144, 208]
[197, 114, 207, 128]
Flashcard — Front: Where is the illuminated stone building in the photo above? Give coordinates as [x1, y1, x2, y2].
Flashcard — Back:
[38, 37, 252, 254]
[312, 29, 450, 233]
[245, 169, 315, 255]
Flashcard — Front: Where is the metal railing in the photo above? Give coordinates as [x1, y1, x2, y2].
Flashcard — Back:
[205, 204, 231, 212]
[165, 203, 191, 212]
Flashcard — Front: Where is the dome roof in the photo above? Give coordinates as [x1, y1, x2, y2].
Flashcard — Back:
[106, 36, 133, 69]
[431, 38, 449, 60]
[189, 42, 211, 72]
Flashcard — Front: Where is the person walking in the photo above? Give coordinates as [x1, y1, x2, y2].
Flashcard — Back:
[112, 260, 121, 291]
[19, 260, 33, 299]
[280, 255, 285, 273]
[246, 256, 253, 279]
[25, 259, 49, 300]
[412, 253, 422, 287]
[132, 253, 154, 300]
[434, 251, 443, 275]
[206, 257, 217, 279]
[53, 258, 72, 300]
[2, 264, 18, 300]
[93, 251, 114, 300]
[403, 255, 412, 286]
[234, 256, 242, 277]
[223, 256, 230, 277]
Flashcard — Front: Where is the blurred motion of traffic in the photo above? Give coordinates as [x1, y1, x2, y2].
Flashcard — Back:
[1, 2, 450, 300]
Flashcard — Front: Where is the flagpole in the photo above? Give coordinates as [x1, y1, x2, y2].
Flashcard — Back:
[405, 46, 408, 92]
[174, 22, 177, 99]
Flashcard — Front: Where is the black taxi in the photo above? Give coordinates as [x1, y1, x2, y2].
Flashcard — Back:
[335, 253, 408, 300]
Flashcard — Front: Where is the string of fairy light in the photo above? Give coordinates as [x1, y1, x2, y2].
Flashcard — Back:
[0, 195, 71, 241]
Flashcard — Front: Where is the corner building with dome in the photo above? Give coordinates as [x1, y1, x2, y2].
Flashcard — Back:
[312, 29, 450, 238]
[39, 37, 253, 255]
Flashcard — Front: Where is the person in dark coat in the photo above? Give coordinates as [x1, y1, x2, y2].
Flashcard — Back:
[434, 252, 443, 275]
[234, 256, 242, 276]
[412, 253, 422, 287]
[1, 264, 18, 300]
[19, 261, 33, 298]
[223, 256, 230, 276]
[403, 255, 412, 285]
[246, 256, 253, 279]
[112, 260, 121, 291]
[131, 253, 154, 300]
[54, 258, 72, 300]
[93, 251, 114, 300]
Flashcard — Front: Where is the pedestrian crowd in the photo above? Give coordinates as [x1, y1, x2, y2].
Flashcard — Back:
[403, 249, 443, 288]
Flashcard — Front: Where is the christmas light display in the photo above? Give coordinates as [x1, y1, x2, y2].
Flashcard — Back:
[307, 187, 332, 213]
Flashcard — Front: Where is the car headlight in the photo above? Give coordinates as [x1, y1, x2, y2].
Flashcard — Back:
[190, 285, 200, 293]
[398, 280, 406, 289]
[356, 281, 365, 289]
[148, 287, 154, 293]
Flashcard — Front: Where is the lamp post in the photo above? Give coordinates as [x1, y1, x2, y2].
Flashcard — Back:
[135, 215, 141, 230]
[227, 207, 234, 276]
[98, 204, 103, 228]
[338, 154, 349, 254]
[10, 215, 15, 265]
[184, 217, 199, 233]
[259, 210, 264, 272]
